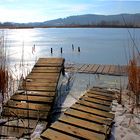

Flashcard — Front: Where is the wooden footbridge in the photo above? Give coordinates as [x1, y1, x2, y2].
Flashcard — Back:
[0, 58, 117, 139]
[0, 58, 65, 139]
[41, 87, 115, 140]
[65, 63, 128, 76]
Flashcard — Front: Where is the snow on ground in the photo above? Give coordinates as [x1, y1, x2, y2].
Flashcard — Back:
[110, 91, 140, 140]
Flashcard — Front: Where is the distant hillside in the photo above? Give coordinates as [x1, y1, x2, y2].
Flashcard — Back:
[0, 13, 140, 28]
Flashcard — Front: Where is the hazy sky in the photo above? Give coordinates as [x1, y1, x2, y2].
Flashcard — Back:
[0, 0, 140, 23]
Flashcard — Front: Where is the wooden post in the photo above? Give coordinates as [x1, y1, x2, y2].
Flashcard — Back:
[78, 47, 80, 52]
[51, 48, 53, 54]
[61, 47, 63, 54]
[72, 44, 74, 51]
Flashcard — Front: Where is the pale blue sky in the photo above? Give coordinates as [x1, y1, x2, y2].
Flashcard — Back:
[0, 0, 140, 23]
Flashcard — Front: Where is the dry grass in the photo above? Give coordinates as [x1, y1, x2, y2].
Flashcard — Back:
[128, 54, 140, 107]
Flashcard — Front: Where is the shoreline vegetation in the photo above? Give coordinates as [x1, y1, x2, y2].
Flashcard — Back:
[0, 25, 140, 29]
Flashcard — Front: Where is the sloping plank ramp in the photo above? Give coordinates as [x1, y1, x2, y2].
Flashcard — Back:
[65, 63, 128, 76]
[0, 58, 65, 139]
[41, 87, 115, 140]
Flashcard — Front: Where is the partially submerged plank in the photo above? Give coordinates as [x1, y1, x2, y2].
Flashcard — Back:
[4, 119, 38, 129]
[41, 128, 77, 140]
[50, 121, 105, 140]
[71, 104, 114, 119]
[3, 107, 48, 119]
[0, 126, 25, 138]
[65, 108, 112, 125]
[59, 114, 110, 134]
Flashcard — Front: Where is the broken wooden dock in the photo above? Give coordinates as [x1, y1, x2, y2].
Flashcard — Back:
[41, 87, 115, 140]
[0, 58, 65, 139]
[65, 63, 128, 76]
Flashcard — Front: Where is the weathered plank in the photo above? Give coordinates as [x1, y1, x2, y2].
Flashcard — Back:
[4, 119, 38, 129]
[26, 74, 59, 80]
[102, 65, 111, 74]
[77, 100, 111, 112]
[65, 108, 112, 125]
[5, 100, 51, 111]
[91, 64, 100, 73]
[87, 90, 115, 98]
[16, 91, 55, 97]
[59, 114, 110, 134]
[28, 72, 59, 77]
[21, 85, 56, 92]
[71, 104, 114, 119]
[50, 121, 105, 140]
[84, 93, 113, 102]
[3, 107, 48, 119]
[81, 96, 111, 106]
[97, 65, 105, 74]
[79, 64, 89, 72]
[0, 126, 26, 138]
[41, 128, 78, 140]
[11, 94, 54, 103]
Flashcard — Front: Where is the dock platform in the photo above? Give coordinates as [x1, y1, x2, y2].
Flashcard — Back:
[65, 63, 128, 76]
[0, 58, 65, 139]
[41, 87, 115, 140]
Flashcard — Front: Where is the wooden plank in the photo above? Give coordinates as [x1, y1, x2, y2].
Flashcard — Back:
[78, 64, 88, 72]
[32, 69, 61, 73]
[97, 65, 105, 74]
[41, 128, 77, 140]
[77, 100, 111, 112]
[27, 74, 59, 80]
[24, 82, 57, 87]
[28, 72, 59, 77]
[0, 126, 25, 138]
[50, 121, 105, 140]
[4, 119, 38, 129]
[5, 100, 51, 111]
[11, 95, 54, 103]
[102, 65, 111, 74]
[21, 85, 56, 92]
[59, 114, 110, 134]
[17, 91, 55, 97]
[37, 58, 64, 64]
[84, 64, 92, 72]
[25, 78, 58, 83]
[65, 108, 112, 125]
[87, 90, 115, 98]
[84, 93, 113, 102]
[88, 64, 96, 73]
[90, 88, 115, 95]
[71, 104, 114, 119]
[108, 65, 116, 74]
[26, 75, 59, 80]
[81, 96, 111, 106]
[91, 64, 100, 73]
[3, 107, 48, 119]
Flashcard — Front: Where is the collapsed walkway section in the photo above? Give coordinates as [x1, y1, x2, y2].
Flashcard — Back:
[0, 58, 65, 139]
[41, 87, 115, 140]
